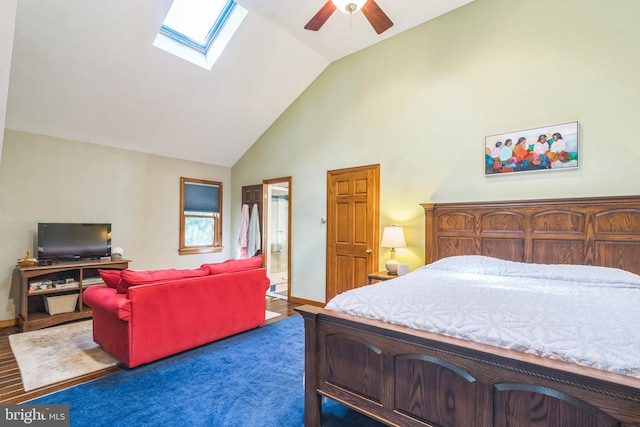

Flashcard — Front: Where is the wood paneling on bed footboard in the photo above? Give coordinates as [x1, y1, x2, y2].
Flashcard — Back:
[298, 306, 640, 427]
[422, 195, 640, 274]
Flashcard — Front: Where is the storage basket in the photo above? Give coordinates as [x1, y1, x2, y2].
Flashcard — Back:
[43, 294, 79, 315]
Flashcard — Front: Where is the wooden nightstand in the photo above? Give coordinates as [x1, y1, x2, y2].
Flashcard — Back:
[368, 271, 397, 285]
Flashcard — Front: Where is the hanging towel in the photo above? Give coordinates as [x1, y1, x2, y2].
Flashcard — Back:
[248, 203, 261, 257]
[236, 204, 250, 259]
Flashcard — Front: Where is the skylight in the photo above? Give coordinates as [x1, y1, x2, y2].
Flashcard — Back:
[153, 0, 247, 70]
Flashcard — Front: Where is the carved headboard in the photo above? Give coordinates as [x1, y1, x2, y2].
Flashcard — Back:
[422, 195, 640, 275]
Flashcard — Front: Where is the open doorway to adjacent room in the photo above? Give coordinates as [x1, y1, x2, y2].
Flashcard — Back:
[263, 177, 291, 300]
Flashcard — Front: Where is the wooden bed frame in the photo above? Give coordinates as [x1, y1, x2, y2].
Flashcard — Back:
[296, 195, 640, 426]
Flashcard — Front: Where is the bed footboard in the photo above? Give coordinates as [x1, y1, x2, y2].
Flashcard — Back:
[297, 305, 640, 427]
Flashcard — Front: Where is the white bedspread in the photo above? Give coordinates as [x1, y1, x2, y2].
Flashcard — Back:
[326, 256, 640, 378]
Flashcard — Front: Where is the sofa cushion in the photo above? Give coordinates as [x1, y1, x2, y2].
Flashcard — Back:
[99, 269, 122, 289]
[202, 255, 263, 275]
[117, 267, 209, 294]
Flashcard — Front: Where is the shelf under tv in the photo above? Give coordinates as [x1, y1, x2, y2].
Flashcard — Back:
[17, 259, 130, 332]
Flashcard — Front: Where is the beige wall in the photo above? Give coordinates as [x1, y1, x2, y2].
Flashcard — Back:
[231, 0, 640, 303]
[0, 130, 231, 321]
[0, 0, 17, 163]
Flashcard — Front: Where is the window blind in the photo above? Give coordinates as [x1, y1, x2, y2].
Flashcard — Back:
[184, 183, 219, 213]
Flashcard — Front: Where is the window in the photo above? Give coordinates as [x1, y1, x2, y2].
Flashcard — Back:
[153, 0, 247, 70]
[180, 178, 222, 255]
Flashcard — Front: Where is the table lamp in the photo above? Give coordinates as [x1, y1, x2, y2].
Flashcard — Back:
[380, 225, 406, 274]
[111, 247, 124, 261]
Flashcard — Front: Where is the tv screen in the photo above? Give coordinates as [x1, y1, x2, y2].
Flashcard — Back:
[37, 223, 112, 261]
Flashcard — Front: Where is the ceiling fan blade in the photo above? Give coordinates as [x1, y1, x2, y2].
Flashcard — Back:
[304, 1, 337, 31]
[361, 0, 393, 34]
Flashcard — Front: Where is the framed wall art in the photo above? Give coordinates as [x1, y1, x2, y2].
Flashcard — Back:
[485, 121, 579, 176]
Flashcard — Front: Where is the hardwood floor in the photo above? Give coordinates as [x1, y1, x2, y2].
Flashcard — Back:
[264, 295, 301, 325]
[0, 297, 301, 404]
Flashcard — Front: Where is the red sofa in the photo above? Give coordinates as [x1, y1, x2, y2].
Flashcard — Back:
[82, 259, 269, 368]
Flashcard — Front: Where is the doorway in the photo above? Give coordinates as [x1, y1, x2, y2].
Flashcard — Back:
[263, 177, 291, 300]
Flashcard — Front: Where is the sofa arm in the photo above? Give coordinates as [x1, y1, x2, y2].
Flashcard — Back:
[83, 285, 132, 321]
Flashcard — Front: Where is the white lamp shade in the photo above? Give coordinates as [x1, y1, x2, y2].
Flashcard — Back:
[380, 226, 406, 249]
[381, 226, 406, 274]
[331, 0, 368, 13]
[111, 247, 124, 260]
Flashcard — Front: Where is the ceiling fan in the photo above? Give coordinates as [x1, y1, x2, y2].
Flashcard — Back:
[305, 0, 393, 35]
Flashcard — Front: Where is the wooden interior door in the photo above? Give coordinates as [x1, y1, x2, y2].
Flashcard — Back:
[326, 164, 380, 302]
[242, 184, 263, 256]
[242, 184, 263, 216]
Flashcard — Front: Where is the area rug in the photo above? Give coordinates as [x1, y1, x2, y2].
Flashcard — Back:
[9, 320, 118, 392]
[12, 310, 281, 392]
[28, 316, 384, 427]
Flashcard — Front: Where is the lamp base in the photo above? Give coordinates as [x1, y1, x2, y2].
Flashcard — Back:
[385, 259, 399, 275]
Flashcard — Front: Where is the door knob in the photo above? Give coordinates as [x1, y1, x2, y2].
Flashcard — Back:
[365, 249, 372, 254]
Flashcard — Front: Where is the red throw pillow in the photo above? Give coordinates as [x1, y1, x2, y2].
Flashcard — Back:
[99, 269, 122, 289]
[202, 255, 263, 275]
[117, 267, 209, 294]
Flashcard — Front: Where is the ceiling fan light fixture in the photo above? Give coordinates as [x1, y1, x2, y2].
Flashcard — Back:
[331, 0, 367, 14]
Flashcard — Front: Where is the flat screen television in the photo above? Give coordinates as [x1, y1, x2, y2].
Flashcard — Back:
[37, 223, 111, 261]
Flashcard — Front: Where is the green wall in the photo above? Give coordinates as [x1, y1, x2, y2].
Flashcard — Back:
[0, 130, 232, 321]
[231, 0, 640, 303]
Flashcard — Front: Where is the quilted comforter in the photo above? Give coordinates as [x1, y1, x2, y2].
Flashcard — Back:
[326, 255, 640, 378]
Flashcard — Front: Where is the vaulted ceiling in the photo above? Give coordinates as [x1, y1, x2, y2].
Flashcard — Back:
[6, 0, 474, 167]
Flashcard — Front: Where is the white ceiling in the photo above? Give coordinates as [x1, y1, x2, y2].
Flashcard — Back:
[6, 0, 474, 167]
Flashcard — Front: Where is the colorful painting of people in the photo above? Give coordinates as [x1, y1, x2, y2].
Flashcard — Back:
[485, 122, 578, 175]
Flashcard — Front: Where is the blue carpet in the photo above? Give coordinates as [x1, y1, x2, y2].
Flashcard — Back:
[29, 316, 385, 427]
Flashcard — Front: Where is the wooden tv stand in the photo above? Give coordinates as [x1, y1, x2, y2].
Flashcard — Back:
[17, 259, 130, 332]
